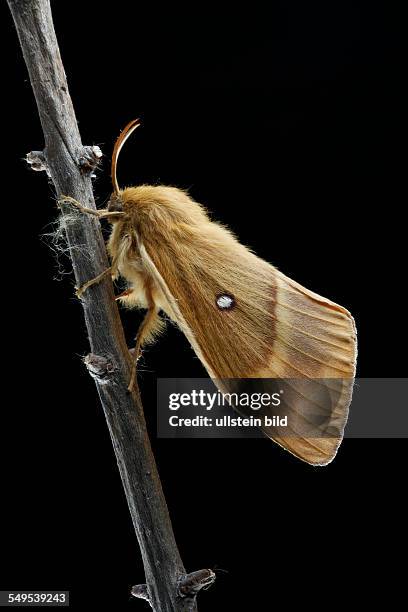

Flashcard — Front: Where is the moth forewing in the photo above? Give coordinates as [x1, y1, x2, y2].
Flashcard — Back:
[117, 186, 356, 466]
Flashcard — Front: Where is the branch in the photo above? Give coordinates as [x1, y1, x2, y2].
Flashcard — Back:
[7, 1, 214, 610]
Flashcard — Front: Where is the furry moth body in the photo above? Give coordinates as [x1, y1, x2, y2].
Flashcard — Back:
[80, 120, 357, 466]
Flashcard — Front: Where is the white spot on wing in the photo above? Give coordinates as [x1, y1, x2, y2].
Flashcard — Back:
[216, 294, 234, 309]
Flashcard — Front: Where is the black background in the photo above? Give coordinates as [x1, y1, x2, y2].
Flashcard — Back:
[1, 1, 405, 609]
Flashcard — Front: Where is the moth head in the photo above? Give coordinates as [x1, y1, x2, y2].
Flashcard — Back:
[107, 192, 124, 213]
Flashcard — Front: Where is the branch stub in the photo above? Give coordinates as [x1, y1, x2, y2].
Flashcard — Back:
[78, 145, 103, 175]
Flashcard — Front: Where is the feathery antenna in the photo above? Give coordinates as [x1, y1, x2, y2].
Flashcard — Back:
[111, 118, 141, 194]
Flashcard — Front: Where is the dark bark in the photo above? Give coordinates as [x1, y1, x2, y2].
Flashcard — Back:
[7, 1, 214, 609]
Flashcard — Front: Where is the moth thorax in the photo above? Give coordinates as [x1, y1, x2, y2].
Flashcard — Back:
[108, 193, 124, 212]
[216, 293, 235, 310]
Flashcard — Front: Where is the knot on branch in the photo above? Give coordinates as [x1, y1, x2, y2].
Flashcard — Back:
[131, 584, 150, 603]
[178, 569, 216, 599]
[26, 150, 50, 175]
[84, 353, 117, 385]
[78, 145, 102, 175]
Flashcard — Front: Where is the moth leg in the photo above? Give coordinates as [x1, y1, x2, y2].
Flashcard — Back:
[127, 279, 163, 391]
[127, 307, 159, 392]
[115, 287, 135, 301]
[76, 267, 112, 298]
[58, 195, 124, 220]
[76, 255, 119, 298]
[59, 195, 103, 217]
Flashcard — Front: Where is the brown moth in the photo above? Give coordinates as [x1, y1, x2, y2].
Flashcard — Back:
[68, 119, 357, 467]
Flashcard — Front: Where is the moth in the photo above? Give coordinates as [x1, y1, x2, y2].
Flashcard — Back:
[65, 119, 357, 467]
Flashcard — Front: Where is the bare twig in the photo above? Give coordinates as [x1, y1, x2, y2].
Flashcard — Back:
[7, 1, 213, 609]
